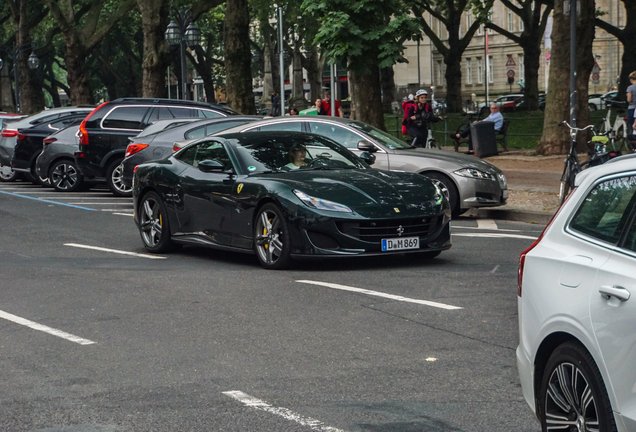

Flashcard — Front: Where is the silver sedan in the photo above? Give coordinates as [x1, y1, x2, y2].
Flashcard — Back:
[218, 116, 508, 216]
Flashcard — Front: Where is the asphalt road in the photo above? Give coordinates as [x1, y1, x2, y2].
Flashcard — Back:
[0, 182, 543, 432]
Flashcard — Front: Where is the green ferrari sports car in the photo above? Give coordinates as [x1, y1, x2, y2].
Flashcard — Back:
[132, 131, 451, 269]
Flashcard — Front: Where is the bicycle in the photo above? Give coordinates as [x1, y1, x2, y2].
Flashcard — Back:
[558, 121, 598, 203]
[452, 111, 481, 152]
[595, 100, 635, 153]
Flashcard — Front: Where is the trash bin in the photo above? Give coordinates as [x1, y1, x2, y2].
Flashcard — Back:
[469, 121, 498, 158]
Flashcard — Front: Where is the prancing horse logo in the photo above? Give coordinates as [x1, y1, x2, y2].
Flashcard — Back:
[397, 225, 404, 236]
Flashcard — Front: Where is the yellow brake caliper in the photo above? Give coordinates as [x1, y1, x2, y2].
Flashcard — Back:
[263, 217, 273, 249]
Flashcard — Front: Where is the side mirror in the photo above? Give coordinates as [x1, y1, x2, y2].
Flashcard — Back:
[359, 152, 376, 166]
[198, 159, 226, 173]
[357, 140, 377, 152]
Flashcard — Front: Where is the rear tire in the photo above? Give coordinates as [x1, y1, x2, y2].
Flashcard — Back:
[0, 164, 20, 182]
[50, 160, 84, 192]
[106, 160, 132, 197]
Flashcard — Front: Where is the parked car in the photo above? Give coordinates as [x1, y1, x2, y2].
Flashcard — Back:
[588, 92, 605, 111]
[0, 106, 94, 182]
[513, 94, 546, 112]
[132, 131, 451, 269]
[35, 125, 88, 192]
[477, 94, 523, 115]
[121, 116, 262, 188]
[74, 98, 239, 196]
[0, 113, 27, 130]
[517, 155, 636, 431]
[218, 116, 508, 217]
[11, 112, 91, 185]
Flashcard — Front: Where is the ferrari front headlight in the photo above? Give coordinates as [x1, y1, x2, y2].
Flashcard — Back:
[293, 190, 352, 213]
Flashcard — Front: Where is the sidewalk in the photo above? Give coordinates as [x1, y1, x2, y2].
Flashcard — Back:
[449, 148, 564, 224]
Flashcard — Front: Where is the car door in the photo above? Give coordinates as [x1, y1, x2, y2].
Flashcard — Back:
[173, 140, 236, 246]
[587, 174, 636, 428]
[306, 121, 389, 169]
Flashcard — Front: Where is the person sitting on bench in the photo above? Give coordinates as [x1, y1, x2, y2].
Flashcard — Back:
[455, 103, 504, 154]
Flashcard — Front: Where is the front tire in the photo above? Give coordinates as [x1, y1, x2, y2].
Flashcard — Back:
[254, 203, 292, 270]
[0, 164, 20, 182]
[107, 160, 132, 197]
[538, 341, 617, 432]
[422, 172, 460, 218]
[50, 160, 83, 192]
[138, 191, 177, 253]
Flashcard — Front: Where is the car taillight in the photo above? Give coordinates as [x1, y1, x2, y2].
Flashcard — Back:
[172, 143, 181, 152]
[43, 137, 57, 145]
[79, 101, 109, 146]
[125, 144, 149, 158]
[518, 194, 572, 297]
[1, 129, 18, 138]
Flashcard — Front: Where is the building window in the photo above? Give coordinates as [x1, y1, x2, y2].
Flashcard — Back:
[478, 24, 483, 35]
[519, 16, 524, 32]
[437, 61, 444, 86]
[466, 58, 473, 84]
[467, 12, 473, 30]
[519, 54, 525, 81]
[477, 57, 483, 84]
[488, 56, 494, 83]
[488, 12, 494, 34]
[508, 11, 513, 31]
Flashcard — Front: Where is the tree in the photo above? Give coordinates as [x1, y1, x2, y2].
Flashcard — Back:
[537, 0, 595, 155]
[305, 0, 416, 129]
[44, 0, 137, 105]
[224, 0, 255, 114]
[595, 0, 636, 99]
[477, 0, 553, 111]
[410, 0, 494, 113]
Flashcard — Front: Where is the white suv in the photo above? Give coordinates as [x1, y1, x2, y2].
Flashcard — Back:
[517, 155, 636, 431]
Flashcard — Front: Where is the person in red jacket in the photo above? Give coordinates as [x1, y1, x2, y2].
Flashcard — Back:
[404, 89, 441, 147]
[320, 91, 343, 117]
[401, 94, 416, 135]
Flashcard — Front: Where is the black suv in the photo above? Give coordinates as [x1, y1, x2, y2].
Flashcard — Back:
[75, 98, 239, 196]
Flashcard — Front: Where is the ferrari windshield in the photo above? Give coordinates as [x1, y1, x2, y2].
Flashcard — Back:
[347, 121, 412, 150]
[224, 132, 367, 174]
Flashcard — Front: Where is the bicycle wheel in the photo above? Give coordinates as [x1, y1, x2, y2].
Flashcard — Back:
[428, 140, 441, 150]
[559, 157, 578, 203]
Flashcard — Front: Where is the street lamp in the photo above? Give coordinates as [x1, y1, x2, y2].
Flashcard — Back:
[165, 7, 201, 100]
[0, 43, 39, 113]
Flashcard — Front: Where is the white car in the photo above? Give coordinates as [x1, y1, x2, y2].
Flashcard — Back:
[517, 155, 636, 431]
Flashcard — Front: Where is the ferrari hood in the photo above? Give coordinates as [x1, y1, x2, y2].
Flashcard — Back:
[256, 169, 445, 217]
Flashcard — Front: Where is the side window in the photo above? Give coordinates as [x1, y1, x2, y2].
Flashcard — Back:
[185, 126, 206, 140]
[570, 175, 636, 245]
[205, 120, 250, 135]
[147, 107, 175, 122]
[192, 141, 232, 170]
[102, 107, 147, 130]
[198, 110, 223, 118]
[308, 122, 362, 149]
[176, 145, 198, 166]
[168, 107, 195, 118]
[49, 115, 84, 130]
[259, 122, 303, 132]
[625, 220, 636, 253]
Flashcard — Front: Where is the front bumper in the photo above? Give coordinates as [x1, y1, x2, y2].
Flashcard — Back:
[455, 175, 508, 209]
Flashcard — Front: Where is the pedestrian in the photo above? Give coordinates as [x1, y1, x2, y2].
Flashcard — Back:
[626, 71, 636, 138]
[320, 91, 343, 117]
[271, 91, 280, 116]
[401, 94, 416, 137]
[288, 107, 299, 116]
[314, 98, 327, 115]
[404, 89, 441, 148]
[454, 103, 504, 154]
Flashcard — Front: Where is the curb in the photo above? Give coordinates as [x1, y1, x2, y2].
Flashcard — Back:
[462, 207, 554, 225]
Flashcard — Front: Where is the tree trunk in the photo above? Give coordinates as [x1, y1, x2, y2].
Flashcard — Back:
[15, 0, 41, 113]
[380, 67, 396, 113]
[537, 0, 595, 155]
[137, 0, 170, 98]
[444, 54, 463, 113]
[348, 60, 356, 120]
[262, 42, 274, 110]
[521, 37, 541, 111]
[223, 0, 255, 114]
[291, 47, 304, 106]
[307, 48, 323, 102]
[352, 65, 385, 130]
[64, 42, 93, 105]
[0, 64, 15, 112]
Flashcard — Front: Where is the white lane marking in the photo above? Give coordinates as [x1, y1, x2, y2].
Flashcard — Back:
[100, 209, 132, 212]
[453, 233, 538, 240]
[113, 213, 134, 217]
[476, 219, 498, 230]
[223, 390, 346, 432]
[452, 225, 521, 232]
[64, 243, 166, 259]
[296, 280, 461, 310]
[490, 265, 500, 274]
[0, 310, 96, 345]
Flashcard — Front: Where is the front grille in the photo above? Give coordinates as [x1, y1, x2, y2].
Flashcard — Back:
[337, 216, 440, 243]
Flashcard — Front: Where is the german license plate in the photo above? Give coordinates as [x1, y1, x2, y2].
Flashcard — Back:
[381, 236, 419, 251]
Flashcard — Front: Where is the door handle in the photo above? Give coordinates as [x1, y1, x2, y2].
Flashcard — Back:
[599, 285, 631, 302]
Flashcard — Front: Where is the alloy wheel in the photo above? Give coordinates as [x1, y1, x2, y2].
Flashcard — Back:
[111, 163, 132, 194]
[51, 162, 79, 191]
[0, 164, 18, 181]
[544, 362, 599, 431]
[140, 197, 163, 248]
[255, 209, 284, 266]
